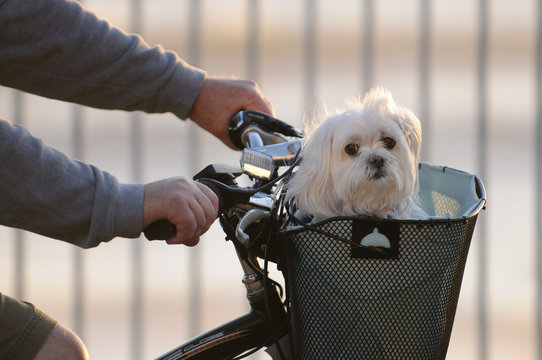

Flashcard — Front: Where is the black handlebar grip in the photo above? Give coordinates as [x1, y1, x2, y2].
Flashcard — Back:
[144, 220, 176, 241]
[228, 110, 302, 149]
[228, 111, 250, 149]
[143, 179, 226, 241]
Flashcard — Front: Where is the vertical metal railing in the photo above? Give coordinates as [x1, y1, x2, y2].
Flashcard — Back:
[72, 104, 86, 340]
[536, 0, 542, 359]
[130, 1, 144, 359]
[304, 0, 317, 113]
[187, 0, 203, 336]
[476, 0, 489, 359]
[130, 117, 144, 360]
[418, 0, 431, 161]
[13, 91, 26, 301]
[72, 0, 86, 342]
[361, 0, 374, 93]
[247, 0, 260, 83]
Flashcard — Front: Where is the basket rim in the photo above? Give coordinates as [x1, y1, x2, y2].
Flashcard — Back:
[281, 163, 486, 235]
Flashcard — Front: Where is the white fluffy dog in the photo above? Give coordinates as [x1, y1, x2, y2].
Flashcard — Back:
[286, 88, 428, 220]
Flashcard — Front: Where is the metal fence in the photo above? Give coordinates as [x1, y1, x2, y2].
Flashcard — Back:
[1, 0, 540, 359]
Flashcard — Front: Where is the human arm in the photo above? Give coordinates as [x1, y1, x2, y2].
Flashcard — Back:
[0, 119, 142, 248]
[0, 119, 217, 248]
[0, 0, 274, 149]
[0, 0, 204, 119]
[0, 0, 266, 246]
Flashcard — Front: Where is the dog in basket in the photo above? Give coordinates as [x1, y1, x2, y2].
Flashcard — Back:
[286, 87, 428, 221]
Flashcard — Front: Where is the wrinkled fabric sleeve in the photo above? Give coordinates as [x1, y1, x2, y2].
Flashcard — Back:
[0, 0, 206, 119]
[0, 0, 208, 247]
[0, 119, 143, 248]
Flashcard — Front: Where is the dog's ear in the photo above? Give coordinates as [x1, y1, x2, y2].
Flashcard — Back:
[396, 108, 422, 159]
[286, 117, 337, 215]
[364, 87, 422, 159]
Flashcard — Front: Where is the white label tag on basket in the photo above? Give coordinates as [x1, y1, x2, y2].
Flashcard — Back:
[351, 220, 400, 259]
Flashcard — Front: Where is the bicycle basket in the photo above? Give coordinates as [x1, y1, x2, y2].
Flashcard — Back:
[280, 163, 486, 360]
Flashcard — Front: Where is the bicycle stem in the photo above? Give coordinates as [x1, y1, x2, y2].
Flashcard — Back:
[237, 253, 265, 297]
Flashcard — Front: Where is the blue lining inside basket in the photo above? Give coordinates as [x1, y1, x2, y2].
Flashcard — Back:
[418, 163, 485, 219]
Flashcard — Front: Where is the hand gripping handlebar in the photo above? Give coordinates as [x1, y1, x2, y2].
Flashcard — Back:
[143, 110, 300, 241]
[143, 178, 256, 240]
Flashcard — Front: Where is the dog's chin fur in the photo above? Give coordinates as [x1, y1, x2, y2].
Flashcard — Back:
[286, 87, 428, 221]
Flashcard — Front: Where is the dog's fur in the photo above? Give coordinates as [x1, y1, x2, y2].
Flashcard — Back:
[286, 88, 428, 220]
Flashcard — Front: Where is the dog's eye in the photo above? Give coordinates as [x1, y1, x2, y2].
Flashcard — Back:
[381, 137, 396, 150]
[344, 143, 359, 156]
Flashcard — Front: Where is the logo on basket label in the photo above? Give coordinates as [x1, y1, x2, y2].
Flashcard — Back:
[351, 220, 400, 259]
[361, 228, 391, 248]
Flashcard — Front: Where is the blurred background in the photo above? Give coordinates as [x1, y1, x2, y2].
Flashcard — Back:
[0, 0, 538, 358]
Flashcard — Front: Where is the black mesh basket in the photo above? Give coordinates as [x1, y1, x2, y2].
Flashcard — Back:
[280, 163, 486, 360]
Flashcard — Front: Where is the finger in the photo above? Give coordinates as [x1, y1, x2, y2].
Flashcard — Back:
[246, 81, 275, 116]
[166, 236, 200, 246]
[188, 199, 206, 235]
[166, 223, 200, 246]
[166, 200, 200, 245]
[264, 98, 275, 116]
[178, 213, 203, 246]
[248, 98, 274, 117]
[166, 214, 196, 245]
[167, 233, 200, 247]
[178, 191, 216, 245]
[197, 183, 219, 218]
[182, 235, 201, 247]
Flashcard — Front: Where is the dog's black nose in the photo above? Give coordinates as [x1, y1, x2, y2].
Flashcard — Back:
[368, 155, 385, 169]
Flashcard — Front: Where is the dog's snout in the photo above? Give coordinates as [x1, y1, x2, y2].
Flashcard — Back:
[368, 155, 385, 169]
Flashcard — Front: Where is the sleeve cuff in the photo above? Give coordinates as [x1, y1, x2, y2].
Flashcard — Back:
[111, 183, 145, 239]
[164, 59, 207, 120]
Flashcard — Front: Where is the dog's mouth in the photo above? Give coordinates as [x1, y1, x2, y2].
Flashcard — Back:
[366, 155, 386, 181]
[369, 168, 386, 181]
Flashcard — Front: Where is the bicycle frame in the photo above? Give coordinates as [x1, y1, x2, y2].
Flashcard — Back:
[158, 314, 269, 360]
[156, 236, 289, 360]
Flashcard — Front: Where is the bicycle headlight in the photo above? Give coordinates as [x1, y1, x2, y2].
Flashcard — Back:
[241, 148, 275, 179]
[240, 140, 302, 180]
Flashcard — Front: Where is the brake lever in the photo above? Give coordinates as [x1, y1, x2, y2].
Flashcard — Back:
[196, 178, 254, 213]
[236, 209, 271, 246]
[228, 110, 303, 149]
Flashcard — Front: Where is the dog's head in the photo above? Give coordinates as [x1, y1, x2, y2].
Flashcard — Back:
[286, 87, 422, 219]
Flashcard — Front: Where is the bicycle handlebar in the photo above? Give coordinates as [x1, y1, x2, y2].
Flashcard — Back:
[143, 110, 301, 241]
[228, 110, 302, 149]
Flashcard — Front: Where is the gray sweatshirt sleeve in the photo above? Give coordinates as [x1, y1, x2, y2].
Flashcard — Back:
[0, 0, 206, 247]
[0, 0, 206, 119]
[0, 119, 144, 248]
